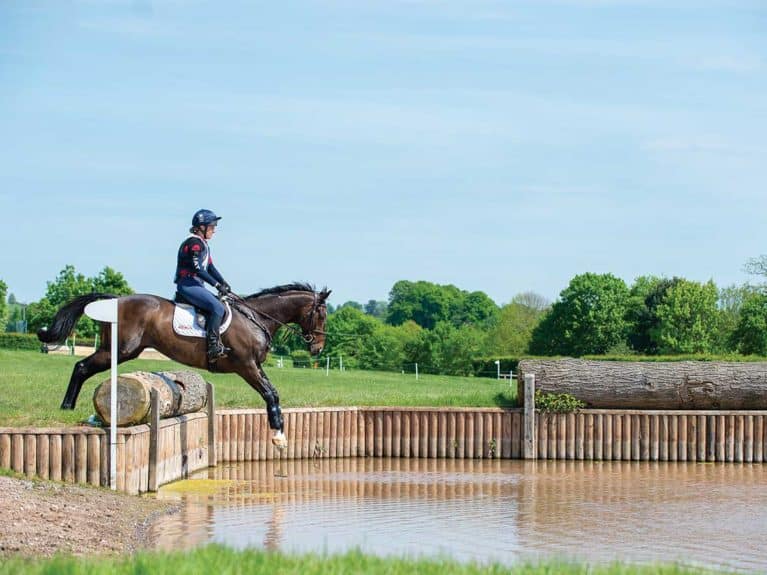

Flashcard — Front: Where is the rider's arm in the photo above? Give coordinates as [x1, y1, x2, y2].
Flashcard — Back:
[188, 240, 220, 287]
[208, 263, 226, 286]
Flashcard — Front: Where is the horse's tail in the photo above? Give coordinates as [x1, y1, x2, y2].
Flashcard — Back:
[37, 293, 117, 344]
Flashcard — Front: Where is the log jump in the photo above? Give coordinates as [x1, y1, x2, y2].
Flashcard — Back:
[93, 371, 208, 426]
[518, 359, 767, 410]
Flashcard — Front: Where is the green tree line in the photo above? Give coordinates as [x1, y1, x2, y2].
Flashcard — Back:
[5, 258, 767, 374]
[3, 265, 133, 339]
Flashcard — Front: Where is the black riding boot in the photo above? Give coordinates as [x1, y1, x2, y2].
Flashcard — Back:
[205, 314, 230, 365]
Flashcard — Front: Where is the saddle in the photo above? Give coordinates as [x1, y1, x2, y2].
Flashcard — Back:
[172, 292, 233, 338]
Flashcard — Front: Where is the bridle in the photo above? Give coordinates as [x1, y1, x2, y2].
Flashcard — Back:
[227, 292, 327, 344]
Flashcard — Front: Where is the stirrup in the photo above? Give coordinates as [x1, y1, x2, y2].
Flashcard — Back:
[207, 343, 230, 360]
[207, 346, 230, 372]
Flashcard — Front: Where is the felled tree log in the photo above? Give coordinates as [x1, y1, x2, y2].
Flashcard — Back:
[93, 371, 208, 426]
[517, 358, 767, 410]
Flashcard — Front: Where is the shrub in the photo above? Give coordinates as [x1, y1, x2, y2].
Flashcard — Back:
[290, 350, 312, 368]
[0, 333, 43, 351]
[535, 390, 585, 413]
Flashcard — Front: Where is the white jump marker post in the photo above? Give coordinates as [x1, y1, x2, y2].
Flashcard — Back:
[84, 298, 119, 490]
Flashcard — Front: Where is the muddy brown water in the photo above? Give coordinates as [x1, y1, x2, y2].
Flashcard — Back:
[151, 458, 767, 572]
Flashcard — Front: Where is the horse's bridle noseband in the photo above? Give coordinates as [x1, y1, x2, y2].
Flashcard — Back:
[301, 291, 328, 344]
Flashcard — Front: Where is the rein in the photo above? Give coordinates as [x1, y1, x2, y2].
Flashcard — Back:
[227, 292, 326, 344]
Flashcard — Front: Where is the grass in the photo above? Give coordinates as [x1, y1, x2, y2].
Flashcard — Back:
[0, 350, 517, 427]
[0, 546, 732, 575]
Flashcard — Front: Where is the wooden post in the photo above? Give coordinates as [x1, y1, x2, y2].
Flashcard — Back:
[37, 435, 50, 480]
[605, 413, 615, 460]
[207, 382, 216, 467]
[87, 434, 99, 486]
[148, 389, 160, 492]
[523, 374, 536, 460]
[584, 414, 594, 460]
[25, 434, 36, 478]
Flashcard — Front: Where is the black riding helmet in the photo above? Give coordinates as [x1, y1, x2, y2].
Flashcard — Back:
[192, 209, 221, 228]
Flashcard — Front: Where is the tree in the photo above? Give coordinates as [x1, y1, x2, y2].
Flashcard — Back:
[387, 281, 459, 329]
[5, 301, 26, 333]
[45, 265, 92, 307]
[272, 323, 307, 356]
[436, 323, 487, 375]
[0, 280, 7, 331]
[744, 255, 767, 280]
[403, 321, 487, 376]
[486, 294, 547, 356]
[651, 279, 719, 354]
[730, 290, 767, 355]
[528, 273, 629, 356]
[386, 280, 497, 329]
[715, 283, 758, 353]
[512, 291, 550, 312]
[322, 306, 380, 368]
[26, 298, 57, 335]
[625, 276, 675, 354]
[339, 300, 363, 311]
[455, 291, 499, 326]
[92, 267, 133, 295]
[27, 265, 135, 339]
[363, 299, 388, 319]
[37, 266, 95, 338]
[357, 321, 422, 372]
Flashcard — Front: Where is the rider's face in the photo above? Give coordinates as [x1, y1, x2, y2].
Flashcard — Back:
[204, 224, 217, 240]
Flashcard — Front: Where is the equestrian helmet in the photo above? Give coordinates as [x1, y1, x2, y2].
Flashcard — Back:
[192, 209, 221, 227]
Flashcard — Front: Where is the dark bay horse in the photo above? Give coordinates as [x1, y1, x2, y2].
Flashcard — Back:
[38, 283, 331, 448]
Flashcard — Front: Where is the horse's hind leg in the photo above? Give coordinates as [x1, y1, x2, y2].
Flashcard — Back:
[60, 346, 143, 410]
[61, 350, 111, 409]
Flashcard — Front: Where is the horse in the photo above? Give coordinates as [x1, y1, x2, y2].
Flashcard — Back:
[37, 283, 331, 448]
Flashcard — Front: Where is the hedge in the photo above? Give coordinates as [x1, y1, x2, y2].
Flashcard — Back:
[290, 350, 312, 368]
[0, 333, 43, 351]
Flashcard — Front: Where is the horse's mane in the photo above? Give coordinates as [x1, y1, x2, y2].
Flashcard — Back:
[246, 282, 316, 299]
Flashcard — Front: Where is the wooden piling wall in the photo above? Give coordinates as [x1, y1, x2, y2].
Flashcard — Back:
[2, 407, 765, 495]
[214, 407, 767, 464]
[0, 412, 209, 495]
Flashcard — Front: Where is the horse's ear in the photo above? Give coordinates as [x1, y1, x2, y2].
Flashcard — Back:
[320, 289, 332, 302]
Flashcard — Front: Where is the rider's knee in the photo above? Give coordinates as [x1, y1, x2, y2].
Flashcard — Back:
[210, 300, 225, 320]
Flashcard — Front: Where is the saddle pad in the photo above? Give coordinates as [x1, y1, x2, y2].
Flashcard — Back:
[172, 301, 233, 338]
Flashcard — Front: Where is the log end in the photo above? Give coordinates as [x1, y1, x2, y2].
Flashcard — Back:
[93, 374, 151, 426]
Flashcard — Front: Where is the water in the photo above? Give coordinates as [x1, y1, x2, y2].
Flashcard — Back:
[151, 458, 767, 572]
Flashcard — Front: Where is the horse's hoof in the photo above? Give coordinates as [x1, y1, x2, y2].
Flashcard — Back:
[271, 432, 287, 450]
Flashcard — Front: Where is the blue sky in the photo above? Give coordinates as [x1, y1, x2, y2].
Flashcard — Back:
[1, 0, 765, 308]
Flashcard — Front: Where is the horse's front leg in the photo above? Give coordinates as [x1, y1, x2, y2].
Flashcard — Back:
[260, 365, 287, 449]
[237, 361, 287, 449]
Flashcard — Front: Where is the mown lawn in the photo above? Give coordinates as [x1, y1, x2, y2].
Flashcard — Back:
[0, 545, 730, 575]
[0, 350, 516, 427]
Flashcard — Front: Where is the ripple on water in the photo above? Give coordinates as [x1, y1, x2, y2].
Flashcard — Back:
[151, 459, 767, 572]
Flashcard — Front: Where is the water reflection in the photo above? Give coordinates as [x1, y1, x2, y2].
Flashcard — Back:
[151, 459, 767, 572]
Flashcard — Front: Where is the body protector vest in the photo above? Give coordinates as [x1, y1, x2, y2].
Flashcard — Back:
[174, 234, 223, 287]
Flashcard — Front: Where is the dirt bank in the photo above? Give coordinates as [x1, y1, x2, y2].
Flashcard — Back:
[0, 475, 177, 558]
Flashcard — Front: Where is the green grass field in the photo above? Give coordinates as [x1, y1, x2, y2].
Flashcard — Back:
[0, 350, 516, 427]
[0, 545, 729, 575]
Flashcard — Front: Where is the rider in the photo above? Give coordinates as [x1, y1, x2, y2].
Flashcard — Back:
[174, 209, 232, 364]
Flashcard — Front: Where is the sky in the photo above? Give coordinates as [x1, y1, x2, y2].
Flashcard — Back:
[1, 0, 765, 309]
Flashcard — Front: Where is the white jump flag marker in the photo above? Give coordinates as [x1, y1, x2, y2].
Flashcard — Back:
[84, 298, 119, 490]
